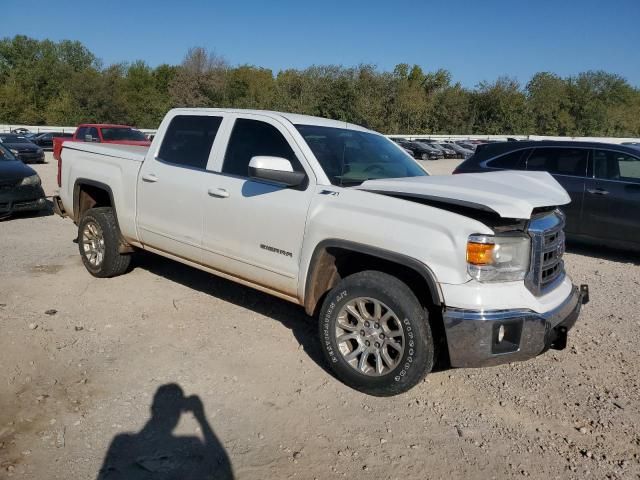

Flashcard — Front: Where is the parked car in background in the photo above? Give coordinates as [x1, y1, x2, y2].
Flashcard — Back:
[455, 141, 477, 151]
[0, 134, 45, 163]
[10, 127, 30, 135]
[434, 142, 460, 159]
[444, 142, 474, 159]
[53, 124, 151, 161]
[0, 144, 46, 219]
[453, 140, 640, 251]
[415, 140, 457, 159]
[31, 132, 74, 150]
[401, 146, 414, 156]
[396, 140, 443, 160]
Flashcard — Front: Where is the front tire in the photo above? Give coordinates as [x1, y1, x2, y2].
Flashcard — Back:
[319, 271, 434, 396]
[78, 207, 131, 278]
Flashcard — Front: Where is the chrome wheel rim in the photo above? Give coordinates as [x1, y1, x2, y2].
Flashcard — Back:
[82, 221, 105, 267]
[335, 297, 405, 376]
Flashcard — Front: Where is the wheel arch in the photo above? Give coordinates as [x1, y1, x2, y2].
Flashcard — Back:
[303, 239, 443, 317]
[73, 179, 133, 252]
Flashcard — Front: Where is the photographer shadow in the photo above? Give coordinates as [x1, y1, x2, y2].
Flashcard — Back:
[97, 384, 233, 480]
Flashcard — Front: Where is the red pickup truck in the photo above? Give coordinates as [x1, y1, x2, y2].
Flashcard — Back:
[53, 124, 151, 161]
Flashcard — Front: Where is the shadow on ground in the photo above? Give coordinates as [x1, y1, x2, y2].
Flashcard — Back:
[97, 383, 233, 480]
[132, 252, 330, 375]
[566, 240, 640, 266]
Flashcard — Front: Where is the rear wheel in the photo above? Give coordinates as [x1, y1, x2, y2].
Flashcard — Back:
[319, 271, 434, 396]
[78, 207, 131, 278]
[421, 153, 429, 161]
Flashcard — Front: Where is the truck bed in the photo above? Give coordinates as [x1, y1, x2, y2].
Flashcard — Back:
[62, 142, 149, 162]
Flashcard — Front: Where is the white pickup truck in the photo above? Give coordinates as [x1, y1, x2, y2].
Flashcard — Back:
[53, 108, 588, 396]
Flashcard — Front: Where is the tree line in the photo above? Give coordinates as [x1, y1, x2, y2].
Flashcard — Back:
[1, 35, 639, 136]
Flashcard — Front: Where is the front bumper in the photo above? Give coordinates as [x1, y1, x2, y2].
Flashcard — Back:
[443, 284, 588, 368]
[16, 151, 45, 163]
[0, 185, 47, 214]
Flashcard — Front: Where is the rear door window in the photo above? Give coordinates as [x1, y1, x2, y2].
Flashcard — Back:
[526, 148, 588, 177]
[594, 149, 640, 183]
[158, 115, 223, 169]
[485, 149, 529, 169]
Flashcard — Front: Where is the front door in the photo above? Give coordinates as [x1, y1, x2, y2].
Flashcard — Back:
[137, 114, 224, 262]
[201, 115, 314, 296]
[582, 148, 640, 246]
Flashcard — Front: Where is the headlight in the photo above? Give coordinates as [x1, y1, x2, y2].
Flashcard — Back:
[466, 234, 530, 282]
[10, 148, 19, 155]
[19, 174, 41, 186]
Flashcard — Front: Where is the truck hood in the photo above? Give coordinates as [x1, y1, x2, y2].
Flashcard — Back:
[355, 171, 570, 219]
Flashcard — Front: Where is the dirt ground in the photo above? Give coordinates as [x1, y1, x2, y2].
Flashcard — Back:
[1, 154, 639, 479]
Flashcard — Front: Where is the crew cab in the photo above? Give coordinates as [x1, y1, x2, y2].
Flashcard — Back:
[52, 109, 588, 396]
[52, 124, 150, 161]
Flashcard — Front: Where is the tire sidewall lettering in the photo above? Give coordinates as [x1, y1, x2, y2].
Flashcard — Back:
[322, 290, 348, 364]
[394, 317, 415, 383]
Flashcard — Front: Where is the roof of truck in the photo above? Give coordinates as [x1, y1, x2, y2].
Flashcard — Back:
[168, 108, 372, 132]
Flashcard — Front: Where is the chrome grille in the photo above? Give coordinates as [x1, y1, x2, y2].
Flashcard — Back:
[525, 210, 566, 296]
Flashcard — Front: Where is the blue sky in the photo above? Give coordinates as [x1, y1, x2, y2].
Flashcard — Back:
[4, 0, 640, 87]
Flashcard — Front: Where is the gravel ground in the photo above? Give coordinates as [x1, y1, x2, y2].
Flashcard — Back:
[1, 154, 639, 479]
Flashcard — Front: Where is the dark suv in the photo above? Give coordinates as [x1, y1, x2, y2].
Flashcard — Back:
[453, 141, 640, 251]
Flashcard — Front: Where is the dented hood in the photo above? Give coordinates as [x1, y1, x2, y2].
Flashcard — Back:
[355, 171, 571, 219]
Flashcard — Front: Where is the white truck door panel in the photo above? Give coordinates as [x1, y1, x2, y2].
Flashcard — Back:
[137, 158, 205, 262]
[201, 115, 314, 296]
[136, 114, 224, 262]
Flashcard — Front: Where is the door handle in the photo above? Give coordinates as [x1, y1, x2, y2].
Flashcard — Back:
[208, 187, 229, 198]
[587, 188, 609, 195]
[142, 173, 159, 183]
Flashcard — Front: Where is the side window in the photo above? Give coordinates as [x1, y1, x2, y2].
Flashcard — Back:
[87, 127, 100, 142]
[486, 149, 528, 169]
[594, 150, 640, 183]
[158, 115, 223, 169]
[526, 148, 588, 177]
[76, 127, 87, 141]
[222, 118, 303, 177]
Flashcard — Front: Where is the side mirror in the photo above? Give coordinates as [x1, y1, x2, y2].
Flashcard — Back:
[248, 156, 306, 188]
[84, 134, 92, 142]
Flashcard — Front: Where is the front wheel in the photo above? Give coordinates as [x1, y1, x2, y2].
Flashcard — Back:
[78, 207, 131, 278]
[421, 153, 429, 160]
[319, 271, 434, 396]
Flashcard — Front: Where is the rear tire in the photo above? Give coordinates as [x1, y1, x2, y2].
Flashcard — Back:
[78, 207, 131, 278]
[319, 271, 434, 396]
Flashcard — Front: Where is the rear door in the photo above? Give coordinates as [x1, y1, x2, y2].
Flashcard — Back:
[136, 113, 224, 262]
[525, 147, 589, 235]
[582, 149, 640, 245]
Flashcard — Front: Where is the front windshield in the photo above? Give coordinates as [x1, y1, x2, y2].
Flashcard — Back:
[101, 127, 147, 141]
[295, 125, 427, 186]
[0, 134, 31, 144]
[0, 144, 17, 161]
